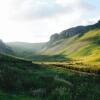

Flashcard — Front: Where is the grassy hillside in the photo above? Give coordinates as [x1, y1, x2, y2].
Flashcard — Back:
[40, 28, 100, 67]
[69, 29, 100, 65]
[0, 53, 100, 100]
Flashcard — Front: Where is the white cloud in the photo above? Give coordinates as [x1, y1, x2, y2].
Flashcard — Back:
[11, 0, 94, 20]
[11, 0, 73, 19]
[0, 0, 99, 43]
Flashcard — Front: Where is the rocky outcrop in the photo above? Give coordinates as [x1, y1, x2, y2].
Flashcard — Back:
[49, 20, 100, 42]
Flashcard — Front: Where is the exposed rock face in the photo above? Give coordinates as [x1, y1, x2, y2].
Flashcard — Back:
[60, 26, 86, 37]
[49, 20, 100, 42]
[50, 33, 59, 42]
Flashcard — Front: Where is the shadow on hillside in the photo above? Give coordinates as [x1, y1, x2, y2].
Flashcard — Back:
[30, 55, 70, 61]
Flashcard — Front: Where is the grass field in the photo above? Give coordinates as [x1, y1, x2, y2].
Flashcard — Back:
[0, 53, 100, 100]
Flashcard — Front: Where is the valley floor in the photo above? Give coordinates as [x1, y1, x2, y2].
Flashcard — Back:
[0, 61, 100, 100]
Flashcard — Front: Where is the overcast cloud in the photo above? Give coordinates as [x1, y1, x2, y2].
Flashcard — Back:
[0, 0, 99, 43]
[11, 0, 94, 19]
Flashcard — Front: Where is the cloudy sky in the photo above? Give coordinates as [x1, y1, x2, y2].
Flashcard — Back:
[0, 0, 100, 43]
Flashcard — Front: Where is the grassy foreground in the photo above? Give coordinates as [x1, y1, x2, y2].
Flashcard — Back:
[0, 54, 100, 100]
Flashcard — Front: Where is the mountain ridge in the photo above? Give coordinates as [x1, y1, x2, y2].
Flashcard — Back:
[49, 20, 100, 43]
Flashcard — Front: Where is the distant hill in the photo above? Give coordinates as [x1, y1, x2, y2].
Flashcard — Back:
[7, 42, 45, 59]
[0, 39, 13, 54]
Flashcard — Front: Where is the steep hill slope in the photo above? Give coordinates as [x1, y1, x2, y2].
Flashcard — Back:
[40, 21, 100, 65]
[0, 40, 13, 54]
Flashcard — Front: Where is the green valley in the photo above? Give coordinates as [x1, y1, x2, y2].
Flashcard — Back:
[0, 20, 100, 100]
